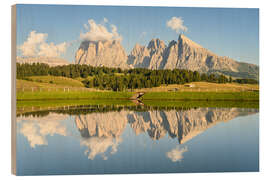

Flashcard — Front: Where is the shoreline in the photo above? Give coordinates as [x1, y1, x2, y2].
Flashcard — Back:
[16, 91, 259, 101]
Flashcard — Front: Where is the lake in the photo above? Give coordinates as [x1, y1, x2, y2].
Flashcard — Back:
[16, 103, 259, 175]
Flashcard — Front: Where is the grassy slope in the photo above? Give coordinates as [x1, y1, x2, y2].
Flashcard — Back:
[27, 76, 85, 87]
[136, 82, 259, 92]
[17, 77, 98, 92]
[17, 76, 259, 101]
[17, 76, 134, 100]
[17, 76, 84, 88]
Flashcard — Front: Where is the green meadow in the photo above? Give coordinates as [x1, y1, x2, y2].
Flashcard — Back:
[17, 91, 133, 101]
[141, 91, 259, 101]
[16, 75, 259, 115]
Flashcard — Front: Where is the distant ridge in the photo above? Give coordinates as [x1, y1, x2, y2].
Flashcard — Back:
[16, 56, 70, 67]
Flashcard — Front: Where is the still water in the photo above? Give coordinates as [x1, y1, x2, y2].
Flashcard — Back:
[16, 105, 259, 175]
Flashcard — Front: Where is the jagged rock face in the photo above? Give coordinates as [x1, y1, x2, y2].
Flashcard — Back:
[74, 34, 258, 78]
[128, 39, 167, 69]
[128, 34, 259, 79]
[75, 40, 129, 69]
[16, 57, 69, 67]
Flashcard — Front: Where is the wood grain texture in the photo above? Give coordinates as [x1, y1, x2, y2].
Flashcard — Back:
[11, 4, 16, 175]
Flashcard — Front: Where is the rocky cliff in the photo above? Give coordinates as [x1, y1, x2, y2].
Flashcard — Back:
[74, 34, 258, 79]
[75, 40, 129, 69]
[128, 34, 259, 79]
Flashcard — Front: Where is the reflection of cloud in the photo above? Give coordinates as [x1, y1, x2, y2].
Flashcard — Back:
[80, 137, 122, 160]
[166, 146, 188, 162]
[17, 113, 68, 148]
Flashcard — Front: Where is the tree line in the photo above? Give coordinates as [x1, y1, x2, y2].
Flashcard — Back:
[16, 63, 258, 91]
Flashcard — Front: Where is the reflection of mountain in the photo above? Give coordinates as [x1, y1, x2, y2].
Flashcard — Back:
[17, 107, 258, 160]
[75, 111, 128, 138]
[74, 107, 257, 160]
[75, 108, 257, 144]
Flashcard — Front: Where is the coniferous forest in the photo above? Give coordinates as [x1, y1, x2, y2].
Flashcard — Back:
[16, 63, 258, 91]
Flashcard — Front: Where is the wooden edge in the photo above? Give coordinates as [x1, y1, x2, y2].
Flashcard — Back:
[11, 4, 17, 175]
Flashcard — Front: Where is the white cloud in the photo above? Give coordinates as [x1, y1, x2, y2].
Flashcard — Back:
[80, 19, 122, 42]
[18, 30, 68, 57]
[166, 146, 188, 162]
[38, 42, 67, 57]
[166, 17, 188, 33]
[103, 17, 108, 23]
[19, 31, 47, 57]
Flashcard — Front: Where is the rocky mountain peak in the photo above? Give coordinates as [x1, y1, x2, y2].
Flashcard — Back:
[75, 34, 259, 79]
[75, 40, 129, 69]
[178, 34, 204, 50]
[147, 38, 166, 50]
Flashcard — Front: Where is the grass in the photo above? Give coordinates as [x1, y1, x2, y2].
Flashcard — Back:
[16, 99, 136, 115]
[17, 98, 258, 116]
[135, 82, 259, 92]
[141, 91, 259, 101]
[25, 75, 85, 87]
[17, 91, 134, 101]
[16, 76, 259, 102]
[17, 79, 101, 93]
[16, 76, 259, 116]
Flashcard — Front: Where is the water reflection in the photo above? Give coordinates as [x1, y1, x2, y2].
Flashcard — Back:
[73, 107, 257, 144]
[166, 146, 188, 162]
[17, 113, 68, 148]
[17, 106, 258, 162]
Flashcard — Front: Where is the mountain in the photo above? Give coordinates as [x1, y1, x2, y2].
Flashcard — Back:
[75, 40, 130, 69]
[16, 56, 70, 67]
[74, 34, 259, 79]
[128, 34, 259, 79]
[127, 39, 166, 69]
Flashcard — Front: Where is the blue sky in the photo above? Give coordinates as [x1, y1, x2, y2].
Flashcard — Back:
[16, 4, 259, 65]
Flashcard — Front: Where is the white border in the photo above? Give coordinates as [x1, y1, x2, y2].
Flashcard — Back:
[1, 0, 270, 179]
